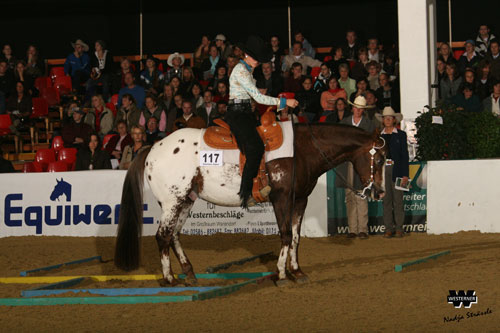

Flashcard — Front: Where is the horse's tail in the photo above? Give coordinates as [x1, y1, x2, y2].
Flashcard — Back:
[114, 146, 152, 271]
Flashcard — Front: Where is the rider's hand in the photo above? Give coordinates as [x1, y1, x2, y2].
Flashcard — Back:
[286, 99, 299, 108]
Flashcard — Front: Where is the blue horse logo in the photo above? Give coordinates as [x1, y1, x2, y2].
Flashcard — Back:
[50, 178, 72, 202]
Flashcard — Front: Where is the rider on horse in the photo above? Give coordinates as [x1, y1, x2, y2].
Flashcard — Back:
[227, 35, 299, 208]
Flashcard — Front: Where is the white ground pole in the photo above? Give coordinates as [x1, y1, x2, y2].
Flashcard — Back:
[398, 0, 437, 160]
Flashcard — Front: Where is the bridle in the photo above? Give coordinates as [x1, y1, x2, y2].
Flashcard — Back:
[358, 138, 385, 199]
[305, 123, 385, 199]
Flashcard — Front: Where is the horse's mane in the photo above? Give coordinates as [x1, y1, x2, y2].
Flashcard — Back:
[295, 122, 373, 146]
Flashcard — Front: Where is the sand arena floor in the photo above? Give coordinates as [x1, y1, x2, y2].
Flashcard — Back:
[0, 231, 498, 332]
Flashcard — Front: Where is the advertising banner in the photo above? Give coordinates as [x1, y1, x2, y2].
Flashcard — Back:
[327, 162, 427, 235]
[0, 170, 278, 238]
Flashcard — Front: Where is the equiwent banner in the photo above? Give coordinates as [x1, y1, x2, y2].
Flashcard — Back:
[327, 162, 427, 235]
[0, 170, 278, 238]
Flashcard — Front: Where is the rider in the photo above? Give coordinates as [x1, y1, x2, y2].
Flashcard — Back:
[228, 35, 299, 208]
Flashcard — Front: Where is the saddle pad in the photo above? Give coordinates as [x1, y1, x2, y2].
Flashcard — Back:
[200, 120, 294, 165]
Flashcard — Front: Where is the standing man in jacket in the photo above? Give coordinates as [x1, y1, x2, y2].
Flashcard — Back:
[336, 96, 375, 239]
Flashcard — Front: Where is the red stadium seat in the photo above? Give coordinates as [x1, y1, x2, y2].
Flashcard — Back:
[34, 76, 52, 91]
[35, 148, 56, 171]
[50, 66, 65, 82]
[278, 92, 295, 99]
[323, 55, 332, 63]
[58, 147, 78, 170]
[453, 49, 465, 60]
[102, 134, 116, 149]
[310, 67, 321, 83]
[54, 75, 72, 95]
[51, 135, 64, 156]
[0, 114, 12, 135]
[31, 98, 49, 118]
[110, 94, 119, 106]
[23, 161, 43, 173]
[47, 161, 69, 172]
[349, 60, 356, 70]
[39, 86, 60, 106]
[105, 102, 117, 117]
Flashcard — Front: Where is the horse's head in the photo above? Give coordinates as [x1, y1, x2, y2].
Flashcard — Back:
[50, 178, 72, 201]
[351, 131, 387, 200]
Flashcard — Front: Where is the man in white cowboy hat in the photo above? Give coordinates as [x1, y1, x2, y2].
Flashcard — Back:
[64, 39, 90, 93]
[375, 106, 409, 238]
[335, 95, 375, 239]
[165, 52, 185, 83]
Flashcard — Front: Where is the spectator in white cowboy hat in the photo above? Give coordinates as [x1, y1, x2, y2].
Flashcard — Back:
[375, 106, 409, 238]
[215, 34, 233, 61]
[335, 95, 375, 239]
[165, 52, 185, 83]
[64, 39, 91, 93]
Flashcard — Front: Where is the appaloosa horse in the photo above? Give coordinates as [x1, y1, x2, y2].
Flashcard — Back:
[115, 122, 387, 285]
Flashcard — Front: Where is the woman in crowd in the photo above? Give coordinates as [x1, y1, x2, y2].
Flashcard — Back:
[320, 77, 347, 112]
[326, 46, 348, 77]
[140, 56, 164, 95]
[158, 83, 174, 112]
[1, 44, 16, 71]
[139, 94, 166, 132]
[119, 125, 150, 170]
[201, 44, 224, 80]
[13, 60, 34, 94]
[24, 45, 44, 79]
[313, 63, 332, 93]
[87, 40, 114, 102]
[190, 82, 204, 109]
[179, 66, 197, 97]
[213, 80, 229, 103]
[169, 76, 181, 96]
[438, 42, 457, 65]
[270, 35, 284, 72]
[476, 59, 491, 101]
[296, 76, 320, 122]
[366, 60, 382, 91]
[105, 120, 132, 162]
[193, 35, 211, 74]
[450, 82, 482, 113]
[375, 107, 409, 238]
[6, 81, 32, 134]
[324, 97, 352, 123]
[350, 78, 369, 103]
[85, 94, 114, 137]
[208, 64, 228, 91]
[350, 48, 370, 81]
[75, 133, 112, 170]
[440, 63, 462, 100]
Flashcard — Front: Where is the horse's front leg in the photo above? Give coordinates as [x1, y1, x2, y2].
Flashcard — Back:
[170, 201, 197, 286]
[288, 198, 309, 283]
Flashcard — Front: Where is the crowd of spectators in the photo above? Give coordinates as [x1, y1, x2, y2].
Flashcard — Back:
[1, 24, 499, 175]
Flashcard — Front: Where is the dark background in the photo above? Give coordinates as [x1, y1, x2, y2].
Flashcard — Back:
[0, 0, 497, 59]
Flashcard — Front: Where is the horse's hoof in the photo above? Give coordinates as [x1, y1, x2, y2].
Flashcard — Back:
[295, 275, 310, 284]
[184, 276, 198, 286]
[159, 278, 179, 287]
[275, 278, 291, 287]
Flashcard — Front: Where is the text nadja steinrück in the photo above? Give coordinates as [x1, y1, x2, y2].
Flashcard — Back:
[443, 308, 493, 323]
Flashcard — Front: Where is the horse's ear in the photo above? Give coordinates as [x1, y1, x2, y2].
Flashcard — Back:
[57, 178, 60, 183]
[61, 177, 64, 182]
[372, 128, 381, 140]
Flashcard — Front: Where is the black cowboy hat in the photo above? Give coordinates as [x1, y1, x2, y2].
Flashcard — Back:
[237, 35, 273, 63]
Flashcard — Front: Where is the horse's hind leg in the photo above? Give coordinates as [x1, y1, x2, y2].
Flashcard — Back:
[170, 200, 197, 285]
[289, 198, 308, 283]
[156, 199, 194, 285]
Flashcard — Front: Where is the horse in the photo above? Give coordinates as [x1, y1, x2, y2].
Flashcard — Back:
[114, 122, 387, 285]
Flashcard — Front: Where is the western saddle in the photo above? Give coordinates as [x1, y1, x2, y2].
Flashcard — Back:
[203, 110, 284, 204]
